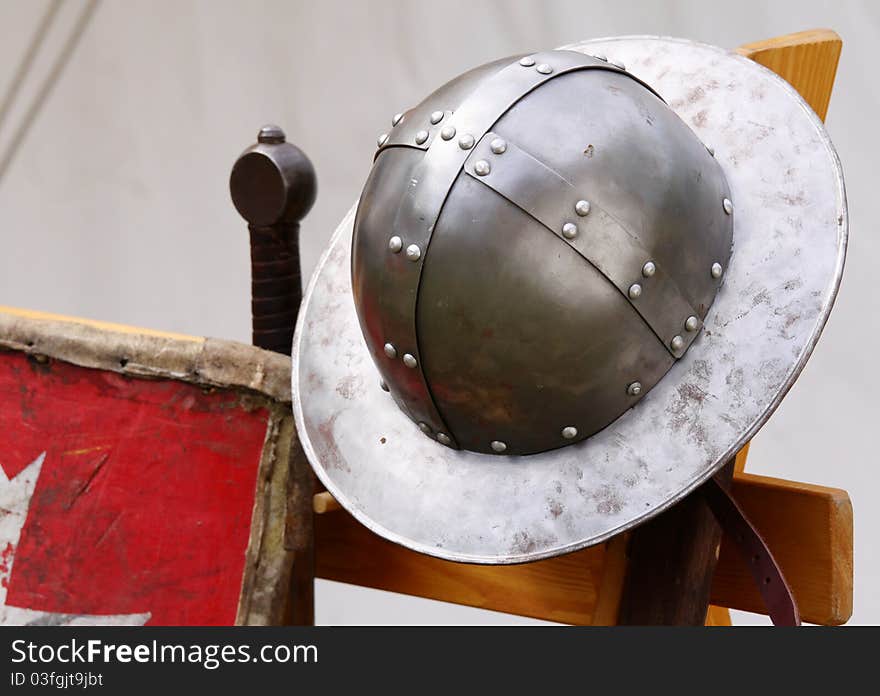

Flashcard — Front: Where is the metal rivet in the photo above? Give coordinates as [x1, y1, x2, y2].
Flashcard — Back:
[437, 433, 452, 446]
[380, 379, 389, 392]
[490, 138, 507, 155]
[561, 426, 578, 440]
[562, 222, 578, 240]
[418, 422, 433, 435]
[415, 130, 429, 145]
[384, 343, 397, 359]
[490, 440, 507, 453]
[377, 133, 389, 147]
[671, 335, 685, 352]
[707, 145, 715, 156]
[458, 134, 475, 150]
[519, 56, 536, 67]
[685, 315, 699, 332]
[430, 110, 444, 125]
[403, 353, 417, 368]
[388, 235, 402, 253]
[474, 160, 491, 176]
[392, 112, 404, 127]
[627, 381, 642, 396]
[575, 200, 591, 216]
[405, 244, 421, 261]
[642, 261, 656, 277]
[536, 63, 553, 75]
[628, 283, 642, 299]
[723, 197, 733, 215]
[440, 125, 456, 140]
[711, 262, 724, 279]
[593, 53, 608, 62]
[610, 59, 626, 70]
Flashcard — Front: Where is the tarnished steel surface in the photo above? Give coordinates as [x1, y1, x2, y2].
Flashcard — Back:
[360, 50, 624, 448]
[420, 174, 672, 453]
[354, 48, 732, 454]
[293, 37, 847, 563]
[462, 131, 709, 357]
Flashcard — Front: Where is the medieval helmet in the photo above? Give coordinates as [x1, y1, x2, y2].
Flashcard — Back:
[293, 37, 846, 564]
[353, 50, 732, 456]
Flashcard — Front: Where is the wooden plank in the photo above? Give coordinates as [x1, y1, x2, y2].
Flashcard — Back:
[736, 29, 842, 121]
[710, 473, 853, 625]
[314, 473, 852, 625]
[315, 509, 606, 625]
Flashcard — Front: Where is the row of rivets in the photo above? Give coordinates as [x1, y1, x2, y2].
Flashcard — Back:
[380, 109, 449, 149]
[478, 376, 645, 452]
[388, 235, 421, 261]
[517, 55, 553, 75]
[383, 342, 418, 368]
[559, 200, 593, 241]
[418, 421, 452, 447]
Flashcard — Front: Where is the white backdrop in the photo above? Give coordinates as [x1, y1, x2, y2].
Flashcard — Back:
[0, 0, 875, 625]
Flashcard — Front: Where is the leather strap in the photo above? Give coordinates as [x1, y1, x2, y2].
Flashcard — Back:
[701, 476, 801, 626]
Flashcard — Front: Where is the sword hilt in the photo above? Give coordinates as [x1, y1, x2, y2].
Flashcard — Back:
[229, 125, 317, 355]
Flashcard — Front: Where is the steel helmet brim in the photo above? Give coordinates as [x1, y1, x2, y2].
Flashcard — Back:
[291, 36, 847, 564]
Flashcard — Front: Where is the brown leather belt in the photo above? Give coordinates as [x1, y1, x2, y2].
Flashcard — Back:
[702, 476, 801, 626]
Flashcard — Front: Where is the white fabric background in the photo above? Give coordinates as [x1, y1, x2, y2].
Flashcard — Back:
[0, 0, 875, 625]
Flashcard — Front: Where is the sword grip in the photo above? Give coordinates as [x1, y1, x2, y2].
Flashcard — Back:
[230, 125, 317, 355]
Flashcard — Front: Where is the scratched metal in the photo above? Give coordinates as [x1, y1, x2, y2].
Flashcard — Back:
[291, 37, 848, 564]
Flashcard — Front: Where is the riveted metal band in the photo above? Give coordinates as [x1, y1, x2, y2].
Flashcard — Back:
[464, 133, 702, 357]
[376, 110, 454, 159]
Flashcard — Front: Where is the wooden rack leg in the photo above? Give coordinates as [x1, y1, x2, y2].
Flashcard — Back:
[617, 463, 734, 624]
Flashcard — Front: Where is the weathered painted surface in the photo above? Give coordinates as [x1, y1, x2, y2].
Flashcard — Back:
[0, 351, 269, 624]
[292, 37, 847, 564]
